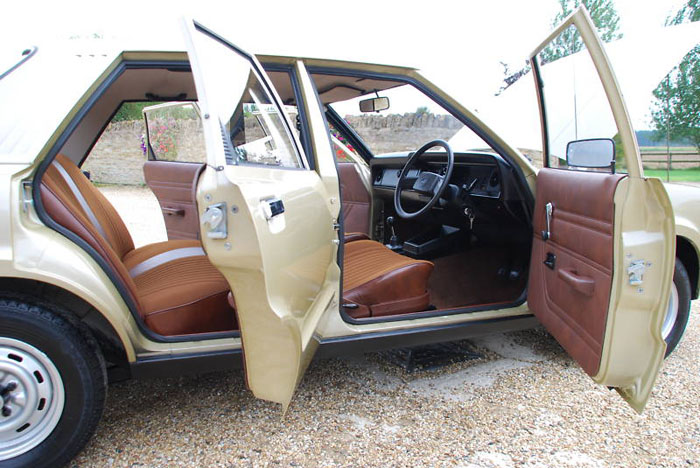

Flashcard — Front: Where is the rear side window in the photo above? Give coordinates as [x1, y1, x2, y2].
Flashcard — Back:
[144, 102, 206, 163]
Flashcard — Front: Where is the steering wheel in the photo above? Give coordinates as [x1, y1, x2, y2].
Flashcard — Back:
[394, 139, 455, 219]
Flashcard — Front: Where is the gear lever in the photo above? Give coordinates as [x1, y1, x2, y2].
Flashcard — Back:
[386, 216, 401, 251]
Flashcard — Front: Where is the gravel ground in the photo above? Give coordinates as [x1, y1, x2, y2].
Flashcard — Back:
[72, 307, 699, 468]
[77, 186, 699, 468]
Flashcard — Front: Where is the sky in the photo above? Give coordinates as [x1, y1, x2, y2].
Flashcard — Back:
[3, 0, 684, 93]
[2, 0, 689, 137]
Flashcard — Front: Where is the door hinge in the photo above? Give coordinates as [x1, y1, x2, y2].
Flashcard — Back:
[332, 221, 340, 231]
[627, 259, 647, 286]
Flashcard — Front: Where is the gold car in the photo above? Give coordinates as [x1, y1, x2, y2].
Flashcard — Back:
[0, 8, 695, 467]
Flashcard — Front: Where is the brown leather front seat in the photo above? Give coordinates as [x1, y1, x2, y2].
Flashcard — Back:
[343, 240, 433, 318]
[40, 154, 235, 336]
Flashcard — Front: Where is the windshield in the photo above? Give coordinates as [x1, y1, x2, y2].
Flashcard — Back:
[328, 82, 493, 156]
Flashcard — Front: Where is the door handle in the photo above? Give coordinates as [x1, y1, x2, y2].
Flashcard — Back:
[162, 207, 185, 216]
[262, 198, 285, 220]
[558, 268, 595, 296]
[542, 202, 554, 241]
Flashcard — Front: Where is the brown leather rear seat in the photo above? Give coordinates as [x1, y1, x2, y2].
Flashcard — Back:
[40, 154, 236, 336]
[343, 240, 433, 318]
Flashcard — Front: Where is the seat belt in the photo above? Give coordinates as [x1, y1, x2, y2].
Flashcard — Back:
[53, 159, 110, 240]
[128, 247, 206, 277]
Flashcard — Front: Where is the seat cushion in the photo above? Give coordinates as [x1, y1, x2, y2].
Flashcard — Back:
[343, 240, 433, 318]
[124, 240, 236, 336]
[344, 232, 370, 243]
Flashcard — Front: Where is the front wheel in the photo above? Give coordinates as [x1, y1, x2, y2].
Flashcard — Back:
[662, 259, 692, 358]
[0, 299, 106, 467]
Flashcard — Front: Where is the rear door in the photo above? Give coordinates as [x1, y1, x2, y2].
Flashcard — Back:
[143, 102, 205, 240]
[528, 7, 674, 413]
[182, 20, 341, 410]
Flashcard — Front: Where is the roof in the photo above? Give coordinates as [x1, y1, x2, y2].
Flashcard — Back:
[0, 31, 419, 165]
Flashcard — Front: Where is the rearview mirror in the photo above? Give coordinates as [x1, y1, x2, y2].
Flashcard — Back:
[359, 96, 390, 113]
[566, 138, 615, 170]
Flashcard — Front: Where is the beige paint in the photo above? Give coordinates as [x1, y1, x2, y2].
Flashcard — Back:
[184, 19, 341, 408]
[602, 176, 673, 413]
[530, 7, 672, 412]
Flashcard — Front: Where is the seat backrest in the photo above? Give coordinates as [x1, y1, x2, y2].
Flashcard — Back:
[40, 154, 141, 308]
[338, 162, 371, 236]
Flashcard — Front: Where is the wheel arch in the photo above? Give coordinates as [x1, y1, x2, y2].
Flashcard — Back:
[0, 277, 132, 374]
[676, 235, 699, 300]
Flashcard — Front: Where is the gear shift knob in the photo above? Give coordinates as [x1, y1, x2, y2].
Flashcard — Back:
[386, 216, 400, 250]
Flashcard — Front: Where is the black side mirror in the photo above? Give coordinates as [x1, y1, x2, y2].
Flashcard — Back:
[359, 96, 390, 113]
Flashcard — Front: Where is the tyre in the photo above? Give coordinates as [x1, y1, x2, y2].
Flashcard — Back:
[0, 299, 106, 467]
[662, 259, 692, 358]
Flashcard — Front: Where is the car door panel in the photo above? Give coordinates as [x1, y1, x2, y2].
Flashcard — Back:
[529, 168, 625, 376]
[528, 7, 674, 413]
[183, 20, 340, 410]
[143, 160, 203, 240]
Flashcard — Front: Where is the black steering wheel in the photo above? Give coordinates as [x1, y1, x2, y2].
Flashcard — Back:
[394, 139, 455, 219]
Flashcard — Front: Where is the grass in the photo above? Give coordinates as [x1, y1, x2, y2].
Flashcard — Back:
[644, 168, 700, 182]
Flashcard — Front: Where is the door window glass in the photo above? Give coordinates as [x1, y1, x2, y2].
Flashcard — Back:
[144, 102, 206, 162]
[328, 122, 362, 163]
[536, 24, 626, 172]
[190, 25, 303, 169]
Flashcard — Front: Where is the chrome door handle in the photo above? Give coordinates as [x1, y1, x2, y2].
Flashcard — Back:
[542, 202, 554, 241]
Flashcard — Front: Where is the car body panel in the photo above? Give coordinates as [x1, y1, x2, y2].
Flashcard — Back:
[528, 7, 673, 412]
[183, 20, 341, 408]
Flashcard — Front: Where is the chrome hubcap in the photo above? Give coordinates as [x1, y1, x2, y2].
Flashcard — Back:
[0, 338, 64, 461]
[662, 282, 679, 341]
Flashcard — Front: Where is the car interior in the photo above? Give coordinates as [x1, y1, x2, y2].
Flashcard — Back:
[36, 62, 533, 339]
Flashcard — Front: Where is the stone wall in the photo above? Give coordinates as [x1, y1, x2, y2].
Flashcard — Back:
[83, 121, 148, 185]
[85, 113, 470, 185]
[345, 113, 463, 155]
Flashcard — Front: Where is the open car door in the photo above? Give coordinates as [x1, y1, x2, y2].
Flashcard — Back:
[182, 20, 341, 409]
[528, 7, 674, 413]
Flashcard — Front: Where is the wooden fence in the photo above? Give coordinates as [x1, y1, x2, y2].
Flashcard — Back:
[641, 149, 700, 168]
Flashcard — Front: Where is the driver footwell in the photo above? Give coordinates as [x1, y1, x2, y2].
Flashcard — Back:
[428, 246, 527, 310]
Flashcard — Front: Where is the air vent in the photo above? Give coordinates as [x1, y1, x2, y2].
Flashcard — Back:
[219, 121, 236, 164]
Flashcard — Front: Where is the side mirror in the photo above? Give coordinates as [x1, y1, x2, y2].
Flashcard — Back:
[359, 96, 390, 113]
[566, 138, 615, 170]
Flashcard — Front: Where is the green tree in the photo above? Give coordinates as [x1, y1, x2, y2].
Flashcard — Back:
[540, 0, 622, 64]
[497, 0, 622, 94]
[415, 106, 429, 116]
[112, 102, 158, 122]
[650, 0, 700, 152]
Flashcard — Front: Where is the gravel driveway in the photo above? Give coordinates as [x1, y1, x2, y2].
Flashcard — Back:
[75, 186, 699, 468]
[74, 313, 699, 468]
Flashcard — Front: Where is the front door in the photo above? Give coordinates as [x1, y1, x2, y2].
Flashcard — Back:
[528, 7, 674, 413]
[182, 20, 341, 410]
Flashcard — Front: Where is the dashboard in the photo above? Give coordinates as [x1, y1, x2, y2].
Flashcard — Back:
[372, 152, 506, 199]
[369, 151, 531, 239]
